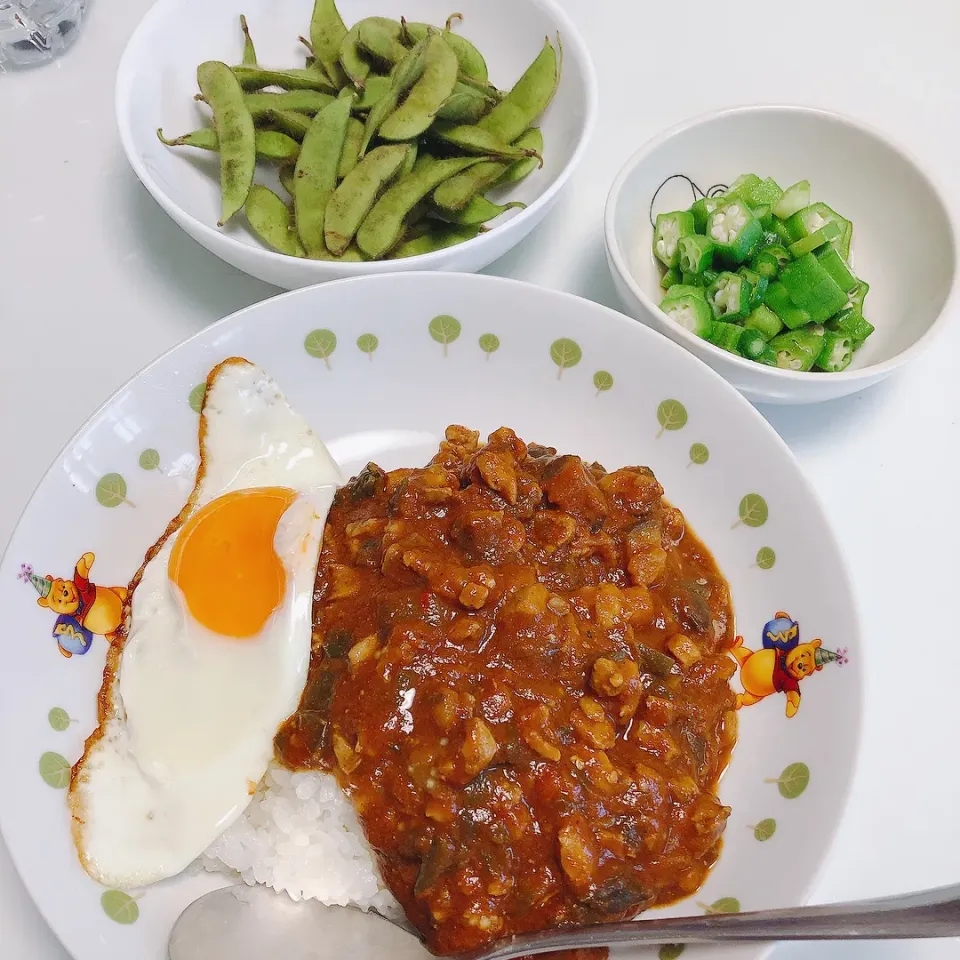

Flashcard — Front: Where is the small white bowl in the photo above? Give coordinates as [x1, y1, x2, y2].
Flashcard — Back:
[604, 105, 957, 404]
[116, 0, 597, 290]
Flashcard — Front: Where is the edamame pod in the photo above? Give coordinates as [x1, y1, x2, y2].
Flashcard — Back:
[436, 83, 495, 123]
[294, 96, 353, 256]
[357, 17, 406, 66]
[436, 195, 525, 226]
[267, 109, 314, 140]
[246, 184, 305, 256]
[338, 117, 364, 179]
[240, 15, 257, 66]
[478, 38, 559, 143]
[158, 127, 300, 163]
[400, 142, 418, 177]
[495, 127, 543, 185]
[359, 38, 429, 156]
[338, 19, 374, 89]
[232, 65, 335, 93]
[352, 74, 391, 112]
[356, 155, 485, 258]
[429, 120, 541, 161]
[432, 159, 508, 211]
[401, 20, 488, 82]
[279, 164, 296, 196]
[378, 35, 458, 141]
[197, 60, 256, 225]
[309, 0, 349, 89]
[390, 221, 481, 258]
[325, 143, 409, 254]
[244, 90, 333, 118]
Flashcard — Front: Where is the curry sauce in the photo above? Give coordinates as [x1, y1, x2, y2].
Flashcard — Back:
[276, 427, 738, 955]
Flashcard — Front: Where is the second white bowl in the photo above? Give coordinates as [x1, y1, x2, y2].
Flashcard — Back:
[604, 106, 957, 404]
[116, 0, 597, 289]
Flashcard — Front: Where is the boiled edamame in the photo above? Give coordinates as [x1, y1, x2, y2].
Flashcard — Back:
[162, 3, 560, 259]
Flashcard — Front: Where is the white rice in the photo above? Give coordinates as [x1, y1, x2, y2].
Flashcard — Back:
[200, 764, 402, 919]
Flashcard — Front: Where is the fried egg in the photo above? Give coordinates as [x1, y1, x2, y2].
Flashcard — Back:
[69, 358, 342, 888]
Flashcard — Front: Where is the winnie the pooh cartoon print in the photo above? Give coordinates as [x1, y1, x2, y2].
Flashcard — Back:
[731, 611, 847, 718]
[20, 554, 127, 657]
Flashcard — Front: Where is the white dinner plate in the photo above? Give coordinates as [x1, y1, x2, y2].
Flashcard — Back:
[0, 273, 862, 960]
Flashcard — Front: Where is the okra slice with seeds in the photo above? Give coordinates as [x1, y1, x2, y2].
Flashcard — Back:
[653, 211, 696, 268]
[779, 253, 848, 323]
[706, 200, 763, 264]
[769, 329, 825, 372]
[785, 202, 852, 258]
[751, 245, 790, 278]
[738, 266, 768, 307]
[815, 332, 855, 372]
[678, 234, 715, 275]
[690, 195, 724, 233]
[660, 292, 713, 338]
[738, 327, 769, 361]
[707, 271, 753, 321]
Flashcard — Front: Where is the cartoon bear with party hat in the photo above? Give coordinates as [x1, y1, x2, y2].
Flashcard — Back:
[22, 553, 127, 657]
[731, 611, 847, 719]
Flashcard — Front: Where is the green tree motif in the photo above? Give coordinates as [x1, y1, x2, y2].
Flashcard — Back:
[593, 370, 614, 395]
[188, 383, 206, 413]
[755, 546, 776, 570]
[688, 442, 709, 466]
[39, 752, 71, 788]
[48, 707, 72, 732]
[429, 315, 462, 357]
[659, 946, 685, 960]
[96, 474, 134, 508]
[356, 333, 379, 360]
[656, 399, 688, 437]
[101, 890, 140, 924]
[751, 818, 777, 841]
[767, 762, 810, 799]
[550, 338, 582, 379]
[138, 449, 160, 471]
[304, 329, 338, 369]
[479, 333, 500, 359]
[733, 493, 769, 529]
[698, 897, 741, 915]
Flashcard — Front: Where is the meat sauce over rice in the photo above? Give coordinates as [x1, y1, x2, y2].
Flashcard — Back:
[276, 427, 738, 955]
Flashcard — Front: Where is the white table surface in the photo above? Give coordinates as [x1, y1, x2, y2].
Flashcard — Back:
[2, 0, 959, 956]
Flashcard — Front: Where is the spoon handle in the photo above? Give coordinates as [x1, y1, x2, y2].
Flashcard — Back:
[474, 883, 960, 959]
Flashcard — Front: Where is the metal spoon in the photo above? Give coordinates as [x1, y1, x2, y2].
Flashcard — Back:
[168, 881, 960, 960]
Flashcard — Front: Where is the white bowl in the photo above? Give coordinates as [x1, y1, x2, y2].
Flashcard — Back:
[116, 0, 597, 289]
[604, 105, 957, 405]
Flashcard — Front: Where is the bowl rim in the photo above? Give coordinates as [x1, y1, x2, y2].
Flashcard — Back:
[115, 0, 599, 275]
[604, 103, 959, 383]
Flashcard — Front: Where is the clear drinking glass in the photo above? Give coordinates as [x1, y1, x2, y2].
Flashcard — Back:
[0, 0, 86, 69]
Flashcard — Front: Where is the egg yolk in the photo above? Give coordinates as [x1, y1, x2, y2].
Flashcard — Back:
[168, 487, 298, 638]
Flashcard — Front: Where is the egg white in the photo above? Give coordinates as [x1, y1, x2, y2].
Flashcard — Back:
[69, 359, 342, 889]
